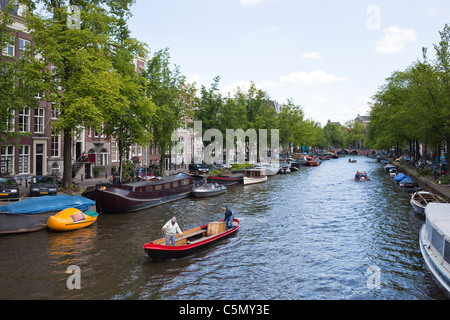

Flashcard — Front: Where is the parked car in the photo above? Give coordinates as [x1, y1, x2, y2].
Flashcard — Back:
[189, 163, 210, 174]
[0, 177, 19, 201]
[212, 163, 232, 170]
[29, 175, 58, 197]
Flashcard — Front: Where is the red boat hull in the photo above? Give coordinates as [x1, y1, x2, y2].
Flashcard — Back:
[143, 219, 240, 260]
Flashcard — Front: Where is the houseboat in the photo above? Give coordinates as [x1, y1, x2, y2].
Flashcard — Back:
[419, 203, 450, 297]
[95, 173, 206, 213]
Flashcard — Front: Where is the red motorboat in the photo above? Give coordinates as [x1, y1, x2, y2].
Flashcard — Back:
[143, 219, 240, 260]
[305, 156, 321, 167]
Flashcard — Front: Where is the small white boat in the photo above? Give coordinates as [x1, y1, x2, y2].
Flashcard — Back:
[255, 163, 279, 176]
[243, 168, 268, 185]
[278, 162, 291, 174]
[191, 183, 227, 198]
[419, 203, 450, 298]
[389, 168, 399, 178]
[410, 191, 447, 215]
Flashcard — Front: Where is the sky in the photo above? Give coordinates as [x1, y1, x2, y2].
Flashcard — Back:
[127, 0, 450, 127]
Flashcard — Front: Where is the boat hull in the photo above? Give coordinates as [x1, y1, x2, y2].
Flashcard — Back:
[209, 175, 243, 185]
[305, 161, 320, 166]
[0, 212, 53, 235]
[420, 224, 450, 298]
[47, 208, 98, 232]
[0, 195, 95, 235]
[243, 176, 268, 185]
[143, 219, 239, 260]
[96, 174, 206, 213]
[96, 187, 193, 213]
[191, 189, 227, 198]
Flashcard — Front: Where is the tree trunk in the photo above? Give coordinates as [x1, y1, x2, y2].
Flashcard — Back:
[62, 129, 73, 190]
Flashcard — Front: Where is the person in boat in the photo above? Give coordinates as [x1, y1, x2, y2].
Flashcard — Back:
[222, 206, 234, 230]
[355, 171, 361, 181]
[162, 217, 183, 246]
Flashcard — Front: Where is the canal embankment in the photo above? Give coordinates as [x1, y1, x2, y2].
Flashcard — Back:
[390, 160, 450, 202]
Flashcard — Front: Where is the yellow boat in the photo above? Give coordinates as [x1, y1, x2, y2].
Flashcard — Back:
[47, 208, 99, 232]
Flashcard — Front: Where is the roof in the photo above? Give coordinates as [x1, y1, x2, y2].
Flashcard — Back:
[426, 203, 450, 242]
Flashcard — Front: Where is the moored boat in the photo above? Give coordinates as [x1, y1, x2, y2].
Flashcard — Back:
[419, 203, 450, 297]
[305, 157, 321, 167]
[191, 183, 227, 198]
[143, 219, 240, 260]
[47, 207, 98, 232]
[278, 162, 291, 174]
[209, 173, 244, 185]
[243, 168, 268, 185]
[410, 191, 448, 215]
[95, 173, 206, 213]
[0, 195, 95, 235]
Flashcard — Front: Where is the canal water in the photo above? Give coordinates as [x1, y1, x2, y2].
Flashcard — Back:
[0, 156, 447, 300]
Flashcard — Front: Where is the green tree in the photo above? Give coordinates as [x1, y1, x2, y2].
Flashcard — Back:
[145, 48, 193, 176]
[20, 0, 144, 188]
[323, 122, 345, 149]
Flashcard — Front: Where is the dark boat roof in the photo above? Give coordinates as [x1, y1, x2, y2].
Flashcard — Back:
[121, 172, 191, 187]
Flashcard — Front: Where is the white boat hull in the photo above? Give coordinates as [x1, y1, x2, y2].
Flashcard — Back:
[243, 176, 268, 185]
[420, 224, 450, 298]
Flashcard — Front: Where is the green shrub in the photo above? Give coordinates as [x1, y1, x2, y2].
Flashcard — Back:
[438, 175, 450, 185]
[417, 168, 431, 177]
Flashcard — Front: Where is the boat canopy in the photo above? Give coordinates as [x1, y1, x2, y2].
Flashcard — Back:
[0, 194, 95, 214]
[394, 173, 409, 182]
[400, 177, 414, 184]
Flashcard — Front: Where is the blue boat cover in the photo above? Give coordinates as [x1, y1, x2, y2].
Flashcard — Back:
[394, 173, 409, 182]
[0, 194, 95, 214]
[400, 177, 414, 184]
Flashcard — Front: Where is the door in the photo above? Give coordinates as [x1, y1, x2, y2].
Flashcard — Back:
[35, 144, 44, 175]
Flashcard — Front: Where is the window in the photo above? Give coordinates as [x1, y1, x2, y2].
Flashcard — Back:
[51, 104, 59, 119]
[111, 141, 118, 162]
[1, 146, 14, 175]
[444, 240, 450, 264]
[18, 145, 29, 174]
[3, 42, 14, 57]
[2, 110, 15, 132]
[99, 148, 108, 166]
[19, 108, 30, 132]
[431, 227, 444, 256]
[51, 134, 60, 158]
[18, 38, 30, 58]
[34, 108, 44, 133]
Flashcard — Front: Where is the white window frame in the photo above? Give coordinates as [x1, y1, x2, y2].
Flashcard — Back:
[18, 145, 30, 174]
[34, 108, 44, 133]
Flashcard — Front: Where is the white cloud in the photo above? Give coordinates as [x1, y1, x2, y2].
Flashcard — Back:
[301, 51, 322, 60]
[306, 94, 328, 103]
[220, 80, 264, 96]
[279, 69, 348, 86]
[240, 0, 264, 7]
[187, 73, 203, 89]
[375, 26, 418, 54]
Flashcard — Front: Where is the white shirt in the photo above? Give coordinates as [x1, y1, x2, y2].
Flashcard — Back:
[163, 220, 183, 236]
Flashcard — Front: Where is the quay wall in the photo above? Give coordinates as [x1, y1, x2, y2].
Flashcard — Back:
[391, 161, 450, 202]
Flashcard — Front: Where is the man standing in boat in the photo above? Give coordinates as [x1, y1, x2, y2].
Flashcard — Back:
[222, 206, 234, 230]
[162, 217, 183, 246]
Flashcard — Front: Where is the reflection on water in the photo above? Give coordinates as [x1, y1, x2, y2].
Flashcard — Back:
[0, 156, 447, 300]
